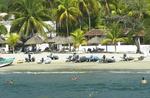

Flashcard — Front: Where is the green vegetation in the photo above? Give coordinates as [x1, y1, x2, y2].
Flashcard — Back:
[71, 29, 86, 50]
[6, 33, 20, 53]
[0, 0, 150, 53]
[0, 23, 7, 35]
[101, 23, 128, 52]
[8, 0, 51, 38]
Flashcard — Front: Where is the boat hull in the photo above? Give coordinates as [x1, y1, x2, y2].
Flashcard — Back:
[0, 58, 15, 67]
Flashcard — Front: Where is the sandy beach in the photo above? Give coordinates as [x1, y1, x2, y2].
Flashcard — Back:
[0, 52, 150, 72]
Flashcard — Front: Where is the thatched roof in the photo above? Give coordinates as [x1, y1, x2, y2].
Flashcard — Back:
[47, 36, 73, 44]
[133, 30, 145, 37]
[85, 29, 105, 36]
[46, 37, 55, 43]
[54, 36, 66, 44]
[66, 36, 73, 44]
[25, 35, 44, 45]
[123, 28, 144, 37]
[88, 36, 101, 45]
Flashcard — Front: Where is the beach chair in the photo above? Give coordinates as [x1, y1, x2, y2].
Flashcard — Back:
[44, 58, 51, 64]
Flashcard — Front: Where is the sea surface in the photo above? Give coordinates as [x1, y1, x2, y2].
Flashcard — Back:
[0, 70, 150, 98]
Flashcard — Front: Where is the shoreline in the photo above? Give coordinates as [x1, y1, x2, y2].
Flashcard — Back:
[0, 61, 150, 72]
[0, 52, 150, 72]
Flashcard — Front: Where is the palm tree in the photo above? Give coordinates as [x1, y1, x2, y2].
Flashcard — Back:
[56, 0, 81, 36]
[9, 0, 52, 38]
[71, 29, 86, 50]
[78, 0, 101, 30]
[101, 23, 128, 52]
[125, 0, 149, 53]
[6, 33, 20, 53]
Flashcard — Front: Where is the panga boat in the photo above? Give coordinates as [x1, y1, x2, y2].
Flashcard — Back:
[0, 57, 15, 67]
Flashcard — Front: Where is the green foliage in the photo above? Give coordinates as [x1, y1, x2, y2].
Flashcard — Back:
[9, 0, 52, 38]
[0, 0, 150, 45]
[0, 23, 8, 35]
[6, 33, 20, 53]
[78, 0, 101, 30]
[56, 0, 81, 36]
[101, 23, 128, 52]
[71, 29, 86, 49]
[6, 33, 20, 46]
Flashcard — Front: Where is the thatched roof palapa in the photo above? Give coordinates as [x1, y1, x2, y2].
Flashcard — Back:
[48, 36, 73, 44]
[25, 35, 44, 45]
[88, 36, 101, 45]
[85, 29, 105, 36]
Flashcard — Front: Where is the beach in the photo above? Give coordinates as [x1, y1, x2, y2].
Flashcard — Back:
[0, 52, 150, 72]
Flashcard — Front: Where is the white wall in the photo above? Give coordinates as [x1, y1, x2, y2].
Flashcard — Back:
[79, 45, 150, 54]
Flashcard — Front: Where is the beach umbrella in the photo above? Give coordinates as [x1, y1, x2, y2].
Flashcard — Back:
[88, 36, 101, 45]
[25, 35, 44, 45]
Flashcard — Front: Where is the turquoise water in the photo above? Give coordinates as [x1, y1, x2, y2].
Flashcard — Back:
[0, 71, 150, 98]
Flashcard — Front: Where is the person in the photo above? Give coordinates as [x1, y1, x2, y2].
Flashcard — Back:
[6, 80, 14, 85]
[141, 77, 148, 84]
[28, 53, 31, 62]
[123, 53, 127, 61]
[71, 76, 79, 80]
[102, 55, 106, 63]
[41, 58, 44, 63]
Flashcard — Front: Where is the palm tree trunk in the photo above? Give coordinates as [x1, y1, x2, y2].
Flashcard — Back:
[66, 16, 69, 36]
[12, 46, 15, 54]
[135, 37, 142, 53]
[106, 44, 108, 52]
[79, 19, 82, 30]
[104, 0, 110, 15]
[66, 16, 70, 51]
[87, 12, 91, 30]
[114, 44, 117, 52]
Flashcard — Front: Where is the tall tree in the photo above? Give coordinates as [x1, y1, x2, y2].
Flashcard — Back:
[9, 0, 52, 39]
[101, 23, 128, 52]
[56, 0, 81, 36]
[125, 0, 148, 53]
[78, 0, 101, 30]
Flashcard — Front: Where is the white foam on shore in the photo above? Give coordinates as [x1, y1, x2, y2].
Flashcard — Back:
[109, 71, 150, 74]
[0, 71, 87, 75]
[109, 71, 133, 73]
[1, 70, 150, 74]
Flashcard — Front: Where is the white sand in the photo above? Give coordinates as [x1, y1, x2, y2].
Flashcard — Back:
[0, 52, 150, 71]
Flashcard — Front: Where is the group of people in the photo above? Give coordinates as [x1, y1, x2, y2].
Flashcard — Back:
[25, 53, 35, 62]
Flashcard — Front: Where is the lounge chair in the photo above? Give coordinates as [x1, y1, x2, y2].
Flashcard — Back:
[37, 57, 51, 64]
[47, 53, 59, 60]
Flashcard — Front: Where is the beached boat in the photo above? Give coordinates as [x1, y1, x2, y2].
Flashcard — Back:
[0, 57, 15, 67]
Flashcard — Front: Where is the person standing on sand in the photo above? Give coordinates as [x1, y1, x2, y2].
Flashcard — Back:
[102, 55, 106, 63]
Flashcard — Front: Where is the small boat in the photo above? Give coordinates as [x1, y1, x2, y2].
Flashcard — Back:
[0, 57, 15, 67]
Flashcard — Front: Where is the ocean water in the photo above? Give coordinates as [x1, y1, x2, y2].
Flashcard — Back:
[0, 71, 150, 98]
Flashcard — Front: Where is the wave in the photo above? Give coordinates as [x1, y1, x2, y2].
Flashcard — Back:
[109, 71, 150, 74]
[0, 71, 87, 74]
[1, 70, 150, 74]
